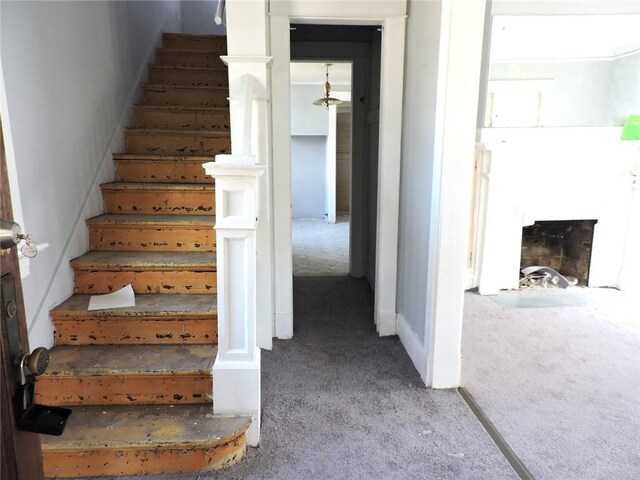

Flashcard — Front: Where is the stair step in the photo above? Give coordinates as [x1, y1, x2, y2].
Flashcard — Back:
[100, 182, 214, 215]
[41, 405, 248, 477]
[143, 84, 229, 107]
[157, 48, 226, 68]
[163, 32, 227, 51]
[51, 294, 217, 345]
[114, 153, 214, 183]
[71, 251, 216, 295]
[149, 65, 228, 88]
[125, 128, 230, 156]
[87, 214, 216, 252]
[134, 105, 230, 131]
[35, 344, 214, 406]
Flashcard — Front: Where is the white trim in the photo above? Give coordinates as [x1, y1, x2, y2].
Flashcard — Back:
[426, 0, 487, 388]
[212, 352, 261, 447]
[270, 14, 295, 339]
[221, 55, 273, 65]
[326, 105, 337, 223]
[397, 313, 428, 382]
[373, 16, 405, 336]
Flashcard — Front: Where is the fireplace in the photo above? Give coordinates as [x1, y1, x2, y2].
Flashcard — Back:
[520, 220, 598, 286]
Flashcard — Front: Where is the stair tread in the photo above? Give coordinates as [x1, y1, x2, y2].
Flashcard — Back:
[159, 47, 227, 55]
[100, 182, 214, 190]
[113, 153, 214, 161]
[125, 128, 230, 137]
[164, 32, 227, 40]
[51, 293, 216, 318]
[43, 344, 216, 377]
[87, 214, 215, 226]
[71, 250, 216, 269]
[143, 83, 229, 92]
[40, 405, 249, 450]
[149, 65, 227, 73]
[134, 104, 229, 113]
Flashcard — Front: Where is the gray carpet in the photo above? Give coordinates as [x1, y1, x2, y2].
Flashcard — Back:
[462, 288, 640, 480]
[86, 276, 516, 480]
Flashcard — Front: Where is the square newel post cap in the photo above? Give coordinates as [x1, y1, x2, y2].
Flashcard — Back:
[203, 155, 265, 179]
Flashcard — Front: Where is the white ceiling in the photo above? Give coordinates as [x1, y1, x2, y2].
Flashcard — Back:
[290, 62, 352, 86]
[491, 15, 640, 61]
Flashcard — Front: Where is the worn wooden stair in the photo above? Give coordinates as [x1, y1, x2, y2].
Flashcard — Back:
[38, 33, 248, 477]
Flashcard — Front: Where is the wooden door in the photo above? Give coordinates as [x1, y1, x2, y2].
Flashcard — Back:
[0, 121, 44, 479]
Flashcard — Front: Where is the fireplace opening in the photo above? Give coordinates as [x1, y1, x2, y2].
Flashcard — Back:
[520, 220, 598, 286]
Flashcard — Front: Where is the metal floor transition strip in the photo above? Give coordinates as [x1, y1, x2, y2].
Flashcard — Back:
[458, 387, 535, 480]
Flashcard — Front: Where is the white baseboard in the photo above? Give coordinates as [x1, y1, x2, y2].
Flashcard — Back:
[274, 312, 293, 339]
[397, 313, 428, 385]
[376, 310, 397, 336]
[213, 353, 261, 446]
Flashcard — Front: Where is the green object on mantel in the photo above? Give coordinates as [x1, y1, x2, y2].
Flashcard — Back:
[622, 115, 640, 140]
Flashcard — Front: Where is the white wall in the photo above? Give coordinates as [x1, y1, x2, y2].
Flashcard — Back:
[489, 54, 640, 126]
[395, 0, 442, 372]
[0, 1, 181, 349]
[181, 1, 226, 35]
[611, 52, 640, 125]
[291, 136, 327, 219]
[290, 84, 329, 219]
[290, 84, 329, 136]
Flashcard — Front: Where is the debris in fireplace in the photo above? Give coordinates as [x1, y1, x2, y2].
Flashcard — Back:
[520, 266, 579, 289]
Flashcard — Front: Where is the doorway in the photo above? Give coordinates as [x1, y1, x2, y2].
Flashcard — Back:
[290, 61, 352, 277]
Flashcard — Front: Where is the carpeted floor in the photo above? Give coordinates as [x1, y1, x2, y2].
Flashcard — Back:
[90, 276, 516, 480]
[462, 287, 640, 480]
[292, 217, 350, 276]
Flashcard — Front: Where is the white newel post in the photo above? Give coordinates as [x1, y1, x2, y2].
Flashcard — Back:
[204, 156, 264, 447]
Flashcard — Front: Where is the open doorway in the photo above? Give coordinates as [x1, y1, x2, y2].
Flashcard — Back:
[290, 61, 352, 276]
[463, 13, 640, 480]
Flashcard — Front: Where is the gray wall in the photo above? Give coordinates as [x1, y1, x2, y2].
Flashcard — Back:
[366, 31, 381, 287]
[396, 0, 442, 342]
[0, 1, 181, 348]
[291, 136, 327, 219]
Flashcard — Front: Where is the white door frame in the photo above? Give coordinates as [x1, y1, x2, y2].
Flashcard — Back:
[270, 2, 407, 338]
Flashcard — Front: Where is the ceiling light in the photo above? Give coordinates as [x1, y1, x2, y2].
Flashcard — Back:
[313, 64, 343, 110]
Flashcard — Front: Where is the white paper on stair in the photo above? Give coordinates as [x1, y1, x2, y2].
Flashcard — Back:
[88, 284, 136, 311]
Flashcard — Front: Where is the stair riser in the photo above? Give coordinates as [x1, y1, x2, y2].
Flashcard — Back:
[144, 87, 228, 108]
[158, 50, 226, 68]
[135, 109, 230, 131]
[43, 435, 245, 477]
[102, 189, 214, 215]
[115, 160, 213, 183]
[53, 318, 217, 345]
[89, 225, 216, 252]
[149, 68, 228, 88]
[125, 131, 230, 156]
[163, 35, 227, 52]
[35, 375, 212, 406]
[73, 271, 217, 295]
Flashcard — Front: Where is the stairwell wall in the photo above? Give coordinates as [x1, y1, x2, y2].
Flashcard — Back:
[0, 1, 181, 349]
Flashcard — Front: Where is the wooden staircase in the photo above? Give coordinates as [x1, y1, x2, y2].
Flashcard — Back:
[36, 33, 250, 478]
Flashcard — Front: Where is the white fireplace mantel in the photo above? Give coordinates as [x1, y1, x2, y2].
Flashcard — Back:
[471, 127, 640, 294]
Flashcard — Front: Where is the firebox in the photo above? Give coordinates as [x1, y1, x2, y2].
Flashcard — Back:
[520, 220, 598, 286]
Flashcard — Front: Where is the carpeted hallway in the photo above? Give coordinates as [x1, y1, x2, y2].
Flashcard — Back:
[93, 276, 516, 479]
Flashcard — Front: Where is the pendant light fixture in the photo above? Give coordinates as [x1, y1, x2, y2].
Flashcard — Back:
[313, 63, 343, 110]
